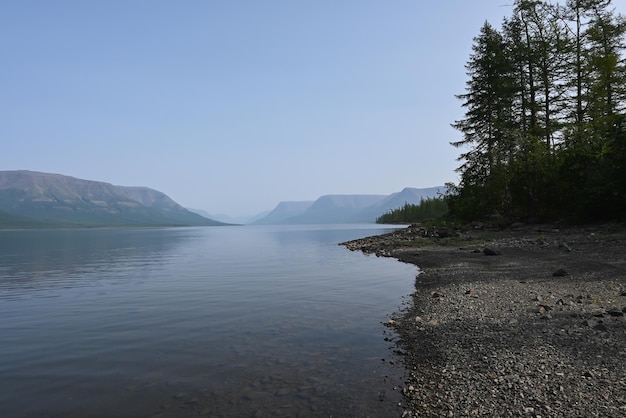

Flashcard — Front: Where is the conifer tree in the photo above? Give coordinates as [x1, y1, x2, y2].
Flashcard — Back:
[450, 22, 518, 218]
[447, 0, 626, 222]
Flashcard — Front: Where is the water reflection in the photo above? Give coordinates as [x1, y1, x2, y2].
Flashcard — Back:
[0, 225, 413, 417]
[0, 228, 194, 297]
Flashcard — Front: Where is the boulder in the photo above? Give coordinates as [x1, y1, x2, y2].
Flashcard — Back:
[483, 248, 501, 256]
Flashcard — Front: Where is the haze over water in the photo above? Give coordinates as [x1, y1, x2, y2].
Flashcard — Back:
[0, 225, 416, 417]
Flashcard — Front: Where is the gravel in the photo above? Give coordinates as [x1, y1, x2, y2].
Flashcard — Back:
[342, 223, 626, 417]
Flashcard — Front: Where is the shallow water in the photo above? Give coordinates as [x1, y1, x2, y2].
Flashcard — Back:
[0, 225, 416, 417]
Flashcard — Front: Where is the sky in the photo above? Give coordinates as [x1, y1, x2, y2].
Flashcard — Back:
[3, 1, 624, 218]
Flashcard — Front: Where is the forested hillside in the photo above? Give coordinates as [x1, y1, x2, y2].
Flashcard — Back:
[447, 0, 626, 222]
[376, 198, 448, 224]
[0, 171, 227, 227]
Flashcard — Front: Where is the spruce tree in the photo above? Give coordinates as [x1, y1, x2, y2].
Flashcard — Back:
[447, 0, 626, 222]
[450, 22, 517, 219]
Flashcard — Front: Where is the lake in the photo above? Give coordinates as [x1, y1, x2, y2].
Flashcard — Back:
[0, 224, 417, 417]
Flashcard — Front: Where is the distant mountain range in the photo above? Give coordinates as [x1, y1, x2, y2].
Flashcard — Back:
[187, 208, 268, 225]
[0, 170, 228, 228]
[252, 201, 315, 225]
[251, 186, 444, 225]
[0, 170, 445, 227]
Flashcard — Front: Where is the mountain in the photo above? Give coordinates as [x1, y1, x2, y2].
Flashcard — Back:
[0, 170, 228, 228]
[244, 210, 272, 224]
[252, 201, 314, 225]
[360, 186, 445, 221]
[187, 208, 214, 219]
[187, 208, 257, 225]
[253, 187, 445, 225]
[285, 195, 386, 224]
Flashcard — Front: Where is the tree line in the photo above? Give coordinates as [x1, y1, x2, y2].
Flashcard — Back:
[446, 0, 626, 222]
[376, 198, 448, 224]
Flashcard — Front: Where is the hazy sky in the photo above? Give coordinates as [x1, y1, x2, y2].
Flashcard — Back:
[3, 1, 623, 217]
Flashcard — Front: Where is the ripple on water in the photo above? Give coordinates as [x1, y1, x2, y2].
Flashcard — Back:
[0, 225, 414, 416]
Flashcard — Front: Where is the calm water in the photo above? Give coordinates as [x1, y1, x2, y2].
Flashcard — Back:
[0, 225, 416, 417]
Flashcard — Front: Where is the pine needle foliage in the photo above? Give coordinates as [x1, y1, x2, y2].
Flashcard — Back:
[448, 0, 626, 222]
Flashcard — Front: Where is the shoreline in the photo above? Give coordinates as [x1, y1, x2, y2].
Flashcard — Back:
[342, 223, 626, 417]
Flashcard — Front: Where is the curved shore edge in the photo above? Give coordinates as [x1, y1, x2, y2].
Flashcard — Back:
[341, 224, 626, 417]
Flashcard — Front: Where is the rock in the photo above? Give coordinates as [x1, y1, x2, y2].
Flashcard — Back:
[552, 268, 568, 277]
[275, 388, 291, 396]
[536, 303, 553, 318]
[348, 223, 626, 418]
[558, 242, 572, 252]
[606, 308, 624, 317]
[538, 303, 553, 311]
[243, 390, 270, 401]
[483, 248, 501, 256]
[582, 318, 599, 328]
[583, 319, 608, 331]
[593, 310, 605, 317]
[471, 221, 484, 230]
[437, 228, 455, 238]
[173, 392, 189, 400]
[583, 319, 607, 332]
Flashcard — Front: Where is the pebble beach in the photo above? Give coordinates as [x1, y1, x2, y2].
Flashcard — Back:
[342, 223, 626, 417]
